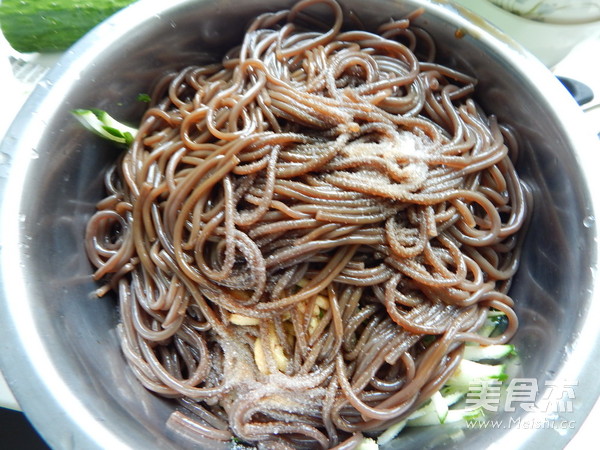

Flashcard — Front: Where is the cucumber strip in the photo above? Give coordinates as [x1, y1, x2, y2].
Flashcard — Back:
[356, 437, 379, 449]
[487, 310, 507, 318]
[377, 419, 407, 446]
[478, 312, 509, 338]
[445, 359, 506, 390]
[477, 320, 497, 338]
[407, 405, 485, 428]
[72, 109, 137, 145]
[406, 408, 455, 427]
[403, 391, 447, 423]
[406, 409, 444, 427]
[440, 388, 466, 407]
[463, 344, 515, 361]
[405, 387, 461, 422]
[448, 407, 484, 423]
[461, 407, 485, 422]
[431, 391, 449, 423]
[406, 400, 432, 421]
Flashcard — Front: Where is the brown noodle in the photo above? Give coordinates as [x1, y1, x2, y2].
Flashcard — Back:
[85, 0, 529, 447]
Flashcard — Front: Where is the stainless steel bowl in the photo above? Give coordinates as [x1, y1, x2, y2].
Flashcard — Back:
[1, 0, 599, 448]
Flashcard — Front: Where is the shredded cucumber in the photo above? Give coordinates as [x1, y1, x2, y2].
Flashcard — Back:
[356, 438, 379, 450]
[376, 312, 516, 447]
[72, 109, 137, 145]
[446, 359, 506, 390]
[463, 344, 515, 361]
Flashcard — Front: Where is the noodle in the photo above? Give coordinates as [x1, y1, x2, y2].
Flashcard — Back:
[85, 0, 529, 447]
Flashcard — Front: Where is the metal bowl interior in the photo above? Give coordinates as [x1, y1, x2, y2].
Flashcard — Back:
[1, 0, 599, 448]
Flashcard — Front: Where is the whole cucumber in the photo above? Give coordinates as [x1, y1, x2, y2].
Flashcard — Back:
[0, 0, 137, 53]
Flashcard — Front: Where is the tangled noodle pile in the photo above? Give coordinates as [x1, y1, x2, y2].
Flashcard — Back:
[85, 0, 528, 447]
